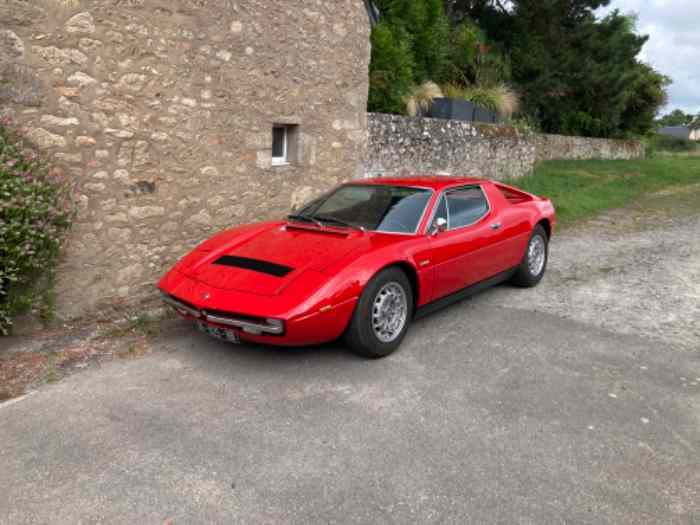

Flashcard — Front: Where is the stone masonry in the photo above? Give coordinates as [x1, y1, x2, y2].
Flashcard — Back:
[1, 0, 370, 320]
[366, 113, 644, 180]
[366, 113, 536, 180]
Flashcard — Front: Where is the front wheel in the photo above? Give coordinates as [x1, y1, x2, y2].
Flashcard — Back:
[510, 224, 549, 287]
[345, 268, 413, 358]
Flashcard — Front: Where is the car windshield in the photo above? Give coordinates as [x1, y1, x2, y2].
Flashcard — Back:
[297, 184, 432, 234]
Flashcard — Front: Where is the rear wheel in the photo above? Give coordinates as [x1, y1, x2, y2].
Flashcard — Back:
[345, 267, 413, 358]
[510, 224, 549, 287]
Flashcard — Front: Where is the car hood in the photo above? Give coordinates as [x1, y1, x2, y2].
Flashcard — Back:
[182, 223, 368, 296]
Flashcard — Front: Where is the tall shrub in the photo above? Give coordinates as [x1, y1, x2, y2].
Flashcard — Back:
[370, 0, 455, 113]
[368, 22, 415, 114]
[402, 0, 451, 83]
[0, 117, 73, 334]
[446, 21, 481, 84]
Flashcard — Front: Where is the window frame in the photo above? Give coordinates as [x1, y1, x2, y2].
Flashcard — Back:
[271, 125, 289, 166]
[427, 184, 492, 233]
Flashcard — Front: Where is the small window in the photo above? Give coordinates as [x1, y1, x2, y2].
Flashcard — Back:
[446, 187, 489, 229]
[272, 126, 288, 166]
[271, 124, 299, 167]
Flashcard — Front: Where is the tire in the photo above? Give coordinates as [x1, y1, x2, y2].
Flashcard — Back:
[510, 224, 549, 287]
[345, 267, 413, 358]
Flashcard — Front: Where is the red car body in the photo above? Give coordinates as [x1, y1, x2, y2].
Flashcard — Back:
[158, 176, 556, 347]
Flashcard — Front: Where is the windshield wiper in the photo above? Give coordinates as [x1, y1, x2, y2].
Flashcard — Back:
[287, 214, 323, 228]
[313, 215, 365, 232]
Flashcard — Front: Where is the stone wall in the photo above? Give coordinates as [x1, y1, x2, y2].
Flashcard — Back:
[1, 0, 370, 320]
[366, 113, 644, 180]
[533, 133, 644, 163]
[366, 113, 536, 180]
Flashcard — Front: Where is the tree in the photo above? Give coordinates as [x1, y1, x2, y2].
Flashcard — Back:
[453, 2, 668, 137]
[691, 115, 700, 130]
[370, 0, 669, 133]
[445, 21, 481, 84]
[619, 63, 669, 135]
[447, 0, 611, 21]
[368, 22, 415, 114]
[554, 12, 669, 137]
[369, 0, 463, 114]
[373, 0, 451, 83]
[656, 109, 694, 128]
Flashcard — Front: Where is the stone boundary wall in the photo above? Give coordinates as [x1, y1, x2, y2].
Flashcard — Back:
[533, 133, 644, 163]
[366, 113, 644, 180]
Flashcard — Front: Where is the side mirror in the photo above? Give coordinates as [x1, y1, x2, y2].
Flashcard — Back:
[431, 217, 448, 235]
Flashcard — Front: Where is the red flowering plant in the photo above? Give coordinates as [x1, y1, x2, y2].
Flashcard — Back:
[0, 116, 74, 334]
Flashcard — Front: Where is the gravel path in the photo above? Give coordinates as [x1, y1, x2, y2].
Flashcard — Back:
[481, 185, 700, 350]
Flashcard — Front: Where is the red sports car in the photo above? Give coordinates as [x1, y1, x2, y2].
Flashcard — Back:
[159, 176, 556, 357]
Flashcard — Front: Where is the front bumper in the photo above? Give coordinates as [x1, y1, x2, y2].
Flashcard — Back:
[162, 293, 284, 335]
[160, 288, 358, 347]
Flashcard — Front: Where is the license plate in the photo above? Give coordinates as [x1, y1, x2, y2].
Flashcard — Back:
[197, 322, 241, 344]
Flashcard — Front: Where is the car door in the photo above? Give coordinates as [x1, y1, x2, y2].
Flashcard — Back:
[428, 185, 506, 300]
[482, 183, 536, 269]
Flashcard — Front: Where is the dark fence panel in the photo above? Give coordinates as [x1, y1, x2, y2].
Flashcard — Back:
[428, 98, 500, 124]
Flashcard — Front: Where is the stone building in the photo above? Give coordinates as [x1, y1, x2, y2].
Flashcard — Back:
[0, 0, 371, 319]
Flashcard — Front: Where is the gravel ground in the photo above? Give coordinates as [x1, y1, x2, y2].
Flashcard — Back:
[481, 185, 700, 351]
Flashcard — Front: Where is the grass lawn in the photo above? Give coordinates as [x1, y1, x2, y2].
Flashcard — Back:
[509, 157, 700, 226]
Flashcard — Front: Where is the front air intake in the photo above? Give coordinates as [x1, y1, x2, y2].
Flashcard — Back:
[212, 255, 293, 278]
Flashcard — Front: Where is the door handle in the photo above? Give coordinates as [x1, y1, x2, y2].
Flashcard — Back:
[490, 222, 502, 230]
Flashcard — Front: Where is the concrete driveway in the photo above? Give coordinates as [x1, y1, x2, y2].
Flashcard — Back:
[1, 198, 699, 524]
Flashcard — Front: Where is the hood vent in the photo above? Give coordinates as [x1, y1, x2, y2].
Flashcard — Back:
[212, 255, 294, 278]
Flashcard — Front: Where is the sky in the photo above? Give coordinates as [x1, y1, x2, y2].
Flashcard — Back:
[598, 0, 700, 117]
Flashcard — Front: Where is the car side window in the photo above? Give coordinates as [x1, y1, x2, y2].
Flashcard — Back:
[446, 186, 489, 229]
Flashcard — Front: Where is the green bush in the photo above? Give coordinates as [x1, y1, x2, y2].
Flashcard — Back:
[453, 84, 519, 118]
[0, 117, 73, 334]
[508, 114, 542, 133]
[645, 134, 699, 157]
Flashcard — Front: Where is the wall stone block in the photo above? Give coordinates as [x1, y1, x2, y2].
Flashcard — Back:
[117, 73, 148, 92]
[40, 115, 80, 127]
[129, 206, 165, 220]
[65, 12, 96, 35]
[32, 46, 88, 67]
[76, 135, 97, 147]
[0, 29, 25, 59]
[67, 71, 97, 87]
[26, 128, 67, 149]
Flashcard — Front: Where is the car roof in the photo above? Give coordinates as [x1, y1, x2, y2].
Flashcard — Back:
[352, 175, 491, 191]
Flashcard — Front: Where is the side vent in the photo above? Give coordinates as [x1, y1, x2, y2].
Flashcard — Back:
[213, 256, 293, 278]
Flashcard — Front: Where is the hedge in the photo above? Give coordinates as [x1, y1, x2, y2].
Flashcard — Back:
[0, 116, 73, 334]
